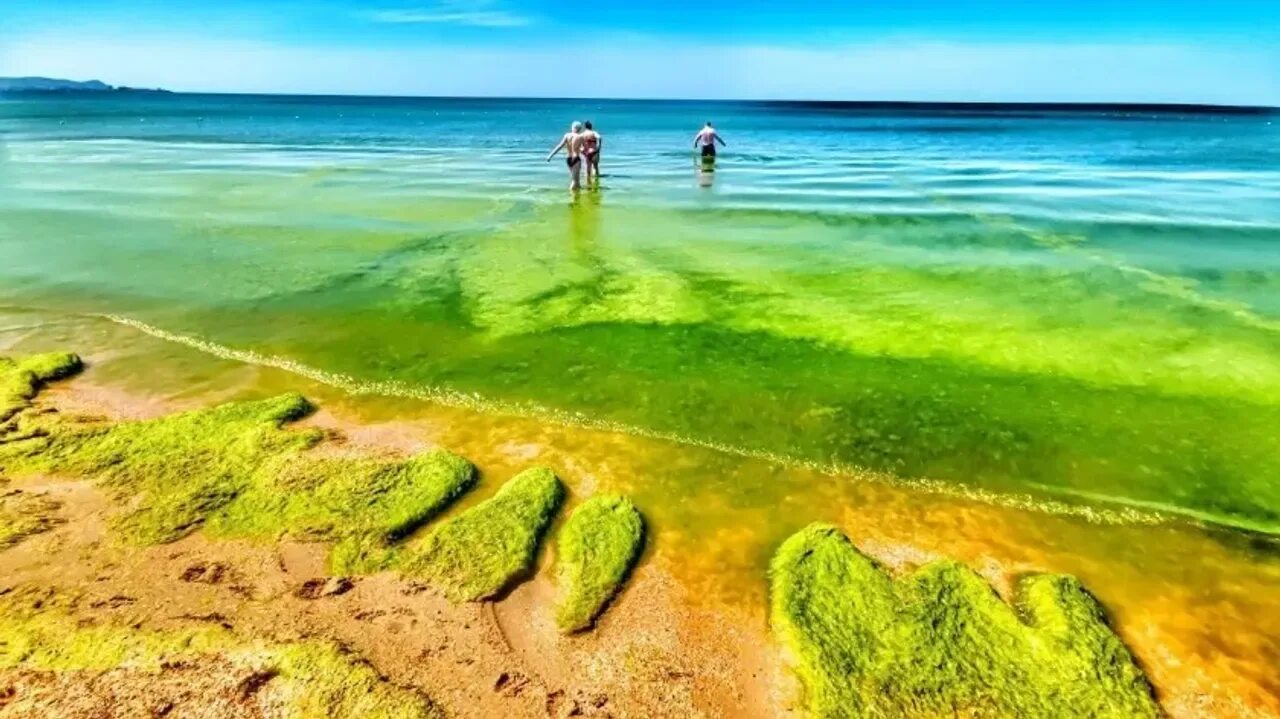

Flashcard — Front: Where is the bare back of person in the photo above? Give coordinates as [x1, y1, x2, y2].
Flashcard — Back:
[580, 122, 602, 182]
[547, 121, 586, 190]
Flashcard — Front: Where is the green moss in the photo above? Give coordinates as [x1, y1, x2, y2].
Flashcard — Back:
[769, 524, 1161, 719]
[0, 490, 62, 549]
[401, 467, 564, 601]
[207, 450, 476, 574]
[0, 351, 82, 423]
[263, 642, 443, 718]
[0, 393, 322, 544]
[0, 385, 478, 571]
[0, 597, 443, 719]
[553, 495, 645, 632]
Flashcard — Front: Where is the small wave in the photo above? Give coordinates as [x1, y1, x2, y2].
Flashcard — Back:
[96, 312, 1188, 531]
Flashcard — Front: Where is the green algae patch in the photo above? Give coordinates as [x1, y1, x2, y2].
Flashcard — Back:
[402, 467, 564, 601]
[0, 351, 82, 423]
[262, 641, 444, 719]
[0, 489, 62, 549]
[208, 449, 477, 574]
[0, 382, 478, 570]
[769, 524, 1161, 719]
[0, 597, 443, 718]
[554, 495, 645, 632]
[0, 393, 322, 544]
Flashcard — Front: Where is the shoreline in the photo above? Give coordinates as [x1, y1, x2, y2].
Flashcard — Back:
[0, 341, 1277, 716]
[97, 311, 1241, 536]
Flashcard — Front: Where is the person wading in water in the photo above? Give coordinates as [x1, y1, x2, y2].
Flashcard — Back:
[693, 121, 726, 165]
[580, 121, 603, 183]
[547, 121, 585, 191]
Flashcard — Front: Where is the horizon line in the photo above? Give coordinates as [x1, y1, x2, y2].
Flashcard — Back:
[4, 86, 1277, 113]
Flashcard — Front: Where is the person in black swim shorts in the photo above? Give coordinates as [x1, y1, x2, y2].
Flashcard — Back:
[547, 121, 585, 191]
[693, 121, 726, 159]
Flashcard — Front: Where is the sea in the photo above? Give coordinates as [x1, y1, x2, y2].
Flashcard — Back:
[2, 93, 1280, 709]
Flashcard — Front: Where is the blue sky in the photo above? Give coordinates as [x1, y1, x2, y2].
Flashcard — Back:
[2, 0, 1277, 103]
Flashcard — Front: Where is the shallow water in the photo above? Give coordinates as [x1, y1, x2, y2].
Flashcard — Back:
[3, 94, 1280, 712]
[3, 94, 1280, 530]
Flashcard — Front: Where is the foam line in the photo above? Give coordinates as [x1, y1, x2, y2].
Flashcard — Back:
[94, 312, 1190, 531]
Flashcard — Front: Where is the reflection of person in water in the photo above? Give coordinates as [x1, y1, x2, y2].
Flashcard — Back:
[569, 184, 602, 262]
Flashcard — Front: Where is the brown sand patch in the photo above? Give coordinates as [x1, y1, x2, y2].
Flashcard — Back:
[0, 659, 271, 719]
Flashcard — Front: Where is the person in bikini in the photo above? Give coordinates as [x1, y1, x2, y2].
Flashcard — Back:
[580, 121, 602, 183]
[547, 121, 585, 191]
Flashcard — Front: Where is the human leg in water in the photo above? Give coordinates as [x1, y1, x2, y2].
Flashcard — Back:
[567, 155, 582, 191]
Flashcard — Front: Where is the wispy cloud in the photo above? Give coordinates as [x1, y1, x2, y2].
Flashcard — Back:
[368, 2, 530, 28]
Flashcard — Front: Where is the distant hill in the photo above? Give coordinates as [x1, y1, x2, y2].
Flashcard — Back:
[0, 77, 168, 93]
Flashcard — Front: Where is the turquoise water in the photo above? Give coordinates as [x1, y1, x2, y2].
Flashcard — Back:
[3, 94, 1280, 532]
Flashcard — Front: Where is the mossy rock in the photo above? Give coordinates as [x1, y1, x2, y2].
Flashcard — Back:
[770, 523, 1161, 719]
[554, 494, 645, 632]
[402, 467, 565, 601]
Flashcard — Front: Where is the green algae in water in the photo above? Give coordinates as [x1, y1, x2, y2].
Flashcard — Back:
[147, 214, 1280, 534]
[770, 524, 1161, 719]
[0, 593, 444, 719]
[554, 494, 645, 632]
[402, 467, 565, 602]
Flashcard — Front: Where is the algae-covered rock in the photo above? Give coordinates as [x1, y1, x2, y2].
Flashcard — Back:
[0, 351, 82, 423]
[770, 523, 1161, 719]
[554, 494, 645, 632]
[403, 466, 565, 601]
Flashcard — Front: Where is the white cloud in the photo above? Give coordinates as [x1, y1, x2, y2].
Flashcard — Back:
[366, 2, 530, 28]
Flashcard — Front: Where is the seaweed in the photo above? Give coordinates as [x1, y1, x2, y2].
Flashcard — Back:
[0, 594, 444, 719]
[553, 495, 645, 632]
[0, 490, 62, 549]
[0, 384, 477, 571]
[401, 467, 564, 601]
[0, 351, 82, 423]
[0, 393, 322, 544]
[209, 450, 476, 574]
[769, 524, 1161, 718]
